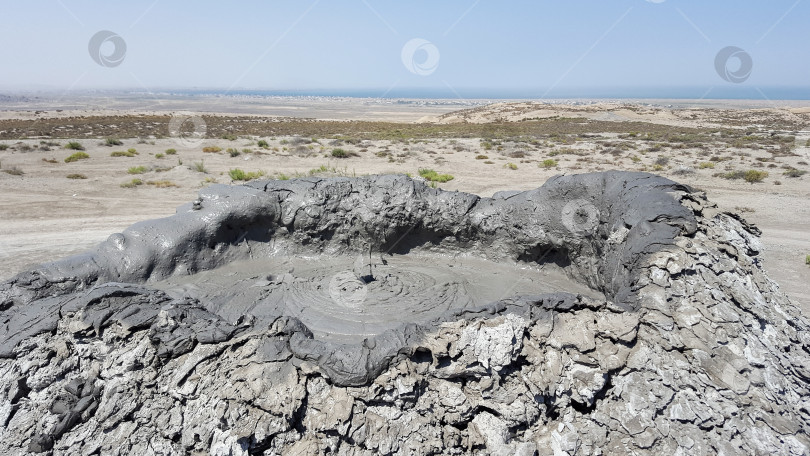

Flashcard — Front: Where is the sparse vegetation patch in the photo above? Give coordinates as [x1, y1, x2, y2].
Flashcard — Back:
[783, 168, 807, 178]
[716, 170, 746, 180]
[331, 148, 358, 158]
[147, 180, 178, 188]
[192, 161, 208, 173]
[120, 178, 143, 188]
[64, 152, 90, 163]
[111, 150, 137, 157]
[127, 166, 148, 175]
[744, 170, 768, 183]
[418, 168, 454, 183]
[229, 168, 266, 181]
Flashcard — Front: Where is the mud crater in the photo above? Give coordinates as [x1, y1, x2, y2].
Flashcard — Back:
[3, 172, 808, 455]
[153, 254, 601, 343]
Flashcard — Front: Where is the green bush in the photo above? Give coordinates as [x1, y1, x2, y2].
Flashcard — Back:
[156, 153, 165, 159]
[165, 148, 177, 155]
[744, 170, 768, 183]
[475, 155, 489, 160]
[229, 168, 266, 181]
[127, 166, 148, 174]
[418, 168, 454, 183]
[120, 178, 143, 188]
[505, 163, 518, 170]
[192, 161, 208, 173]
[806, 255, 810, 265]
[227, 148, 241, 157]
[64, 151, 90, 163]
[66, 173, 87, 179]
[65, 141, 85, 151]
[105, 138, 123, 146]
[309, 165, 330, 176]
[540, 159, 558, 168]
[257, 140, 269, 148]
[699, 162, 715, 169]
[111, 150, 137, 157]
[0, 144, 9, 151]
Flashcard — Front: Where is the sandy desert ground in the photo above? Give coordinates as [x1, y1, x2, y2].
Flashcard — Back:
[0, 98, 808, 314]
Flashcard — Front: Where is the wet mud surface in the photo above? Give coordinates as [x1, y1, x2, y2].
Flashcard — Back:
[153, 255, 601, 343]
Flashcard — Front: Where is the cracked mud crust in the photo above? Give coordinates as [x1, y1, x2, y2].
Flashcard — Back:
[1, 171, 808, 455]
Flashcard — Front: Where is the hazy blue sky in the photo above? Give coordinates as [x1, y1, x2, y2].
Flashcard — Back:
[0, 1, 807, 98]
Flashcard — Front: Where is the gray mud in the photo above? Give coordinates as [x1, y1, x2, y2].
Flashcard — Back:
[1, 171, 809, 455]
[152, 254, 601, 343]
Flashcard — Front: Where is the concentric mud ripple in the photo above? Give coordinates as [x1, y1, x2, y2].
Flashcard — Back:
[152, 255, 598, 343]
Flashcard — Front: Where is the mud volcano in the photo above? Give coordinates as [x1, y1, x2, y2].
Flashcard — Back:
[1, 172, 808, 455]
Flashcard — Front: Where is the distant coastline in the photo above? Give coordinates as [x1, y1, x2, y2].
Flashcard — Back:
[174, 86, 810, 101]
[2, 86, 810, 101]
[1, 89, 808, 122]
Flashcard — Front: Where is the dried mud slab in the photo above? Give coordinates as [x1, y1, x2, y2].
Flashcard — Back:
[0, 171, 808, 455]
